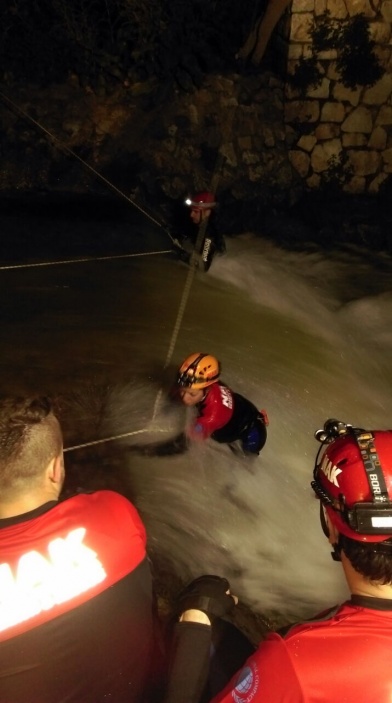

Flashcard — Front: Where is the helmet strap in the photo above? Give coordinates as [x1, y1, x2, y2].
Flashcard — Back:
[178, 354, 206, 387]
[184, 353, 206, 376]
[320, 503, 342, 561]
[319, 502, 330, 538]
[354, 430, 389, 504]
[331, 540, 342, 562]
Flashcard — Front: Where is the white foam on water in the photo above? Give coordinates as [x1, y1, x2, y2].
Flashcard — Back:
[101, 237, 392, 624]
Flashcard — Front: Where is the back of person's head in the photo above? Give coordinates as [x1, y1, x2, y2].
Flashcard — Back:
[311, 419, 392, 583]
[0, 396, 62, 496]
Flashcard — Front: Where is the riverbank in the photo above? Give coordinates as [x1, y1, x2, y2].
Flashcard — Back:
[1, 187, 391, 259]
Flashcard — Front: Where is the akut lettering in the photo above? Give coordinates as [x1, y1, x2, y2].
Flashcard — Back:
[320, 455, 342, 488]
[0, 527, 106, 633]
[219, 385, 233, 409]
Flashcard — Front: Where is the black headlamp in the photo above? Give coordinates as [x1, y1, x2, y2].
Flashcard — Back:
[312, 479, 392, 535]
[177, 372, 191, 388]
[346, 502, 392, 535]
[314, 418, 353, 444]
[177, 353, 207, 388]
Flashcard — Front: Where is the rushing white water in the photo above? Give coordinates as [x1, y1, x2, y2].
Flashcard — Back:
[98, 235, 392, 625]
[2, 224, 391, 625]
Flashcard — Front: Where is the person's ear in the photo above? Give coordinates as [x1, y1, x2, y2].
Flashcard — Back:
[48, 453, 64, 486]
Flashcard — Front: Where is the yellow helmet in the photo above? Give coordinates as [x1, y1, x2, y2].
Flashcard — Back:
[177, 353, 221, 389]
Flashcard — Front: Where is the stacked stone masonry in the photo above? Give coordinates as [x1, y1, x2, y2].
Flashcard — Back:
[285, 0, 392, 192]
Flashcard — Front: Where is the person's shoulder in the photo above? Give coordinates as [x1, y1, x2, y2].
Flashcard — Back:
[205, 382, 234, 404]
[279, 601, 373, 656]
[283, 602, 353, 638]
[217, 382, 235, 400]
[60, 491, 147, 554]
[65, 489, 130, 507]
[89, 489, 132, 506]
[213, 634, 303, 703]
[62, 490, 144, 526]
[212, 381, 233, 394]
[204, 382, 226, 403]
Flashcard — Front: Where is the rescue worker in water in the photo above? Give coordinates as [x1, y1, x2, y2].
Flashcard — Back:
[176, 353, 268, 456]
[127, 354, 268, 458]
[174, 192, 226, 272]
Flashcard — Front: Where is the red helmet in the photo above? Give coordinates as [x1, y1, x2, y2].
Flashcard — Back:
[185, 192, 217, 210]
[311, 420, 392, 543]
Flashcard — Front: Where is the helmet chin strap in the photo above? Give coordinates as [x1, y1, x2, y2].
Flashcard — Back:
[320, 503, 342, 562]
[331, 540, 342, 562]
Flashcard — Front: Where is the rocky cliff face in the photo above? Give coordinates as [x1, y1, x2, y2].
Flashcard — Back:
[1, 66, 391, 247]
[0, 70, 300, 231]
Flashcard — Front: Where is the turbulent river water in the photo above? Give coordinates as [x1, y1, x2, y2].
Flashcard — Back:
[1, 199, 392, 627]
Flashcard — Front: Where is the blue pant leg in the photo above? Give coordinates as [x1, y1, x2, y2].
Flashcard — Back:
[242, 420, 267, 455]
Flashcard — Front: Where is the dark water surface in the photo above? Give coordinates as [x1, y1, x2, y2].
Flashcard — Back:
[1, 194, 392, 629]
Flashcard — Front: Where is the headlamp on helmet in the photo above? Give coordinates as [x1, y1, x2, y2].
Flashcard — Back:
[177, 353, 220, 390]
[185, 192, 217, 210]
[311, 419, 392, 542]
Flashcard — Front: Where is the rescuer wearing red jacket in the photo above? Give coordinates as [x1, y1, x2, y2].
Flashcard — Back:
[163, 419, 392, 703]
[176, 353, 268, 456]
[174, 192, 226, 272]
[124, 354, 267, 459]
[0, 396, 161, 703]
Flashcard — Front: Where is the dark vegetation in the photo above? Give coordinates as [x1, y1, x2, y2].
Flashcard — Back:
[289, 12, 384, 93]
[0, 0, 270, 95]
[1, 2, 391, 253]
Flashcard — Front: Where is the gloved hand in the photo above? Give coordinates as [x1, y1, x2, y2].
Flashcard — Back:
[177, 575, 236, 623]
[128, 432, 188, 457]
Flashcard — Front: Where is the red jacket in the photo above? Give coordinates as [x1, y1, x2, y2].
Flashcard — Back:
[212, 598, 392, 703]
[189, 382, 260, 443]
[189, 382, 233, 439]
[0, 490, 158, 702]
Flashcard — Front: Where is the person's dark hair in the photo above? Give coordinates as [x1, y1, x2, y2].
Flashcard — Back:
[340, 534, 392, 585]
[0, 396, 62, 493]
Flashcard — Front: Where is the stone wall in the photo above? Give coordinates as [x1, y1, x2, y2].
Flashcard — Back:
[139, 72, 296, 208]
[0, 72, 299, 221]
[3, 1, 392, 212]
[284, 0, 392, 193]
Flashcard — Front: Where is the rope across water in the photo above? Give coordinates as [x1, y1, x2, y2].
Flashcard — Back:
[1, 89, 234, 452]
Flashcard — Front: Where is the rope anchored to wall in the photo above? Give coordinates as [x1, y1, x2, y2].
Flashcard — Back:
[0, 89, 177, 246]
[1, 89, 236, 454]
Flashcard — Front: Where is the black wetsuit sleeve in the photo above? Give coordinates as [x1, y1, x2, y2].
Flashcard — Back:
[163, 622, 212, 703]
